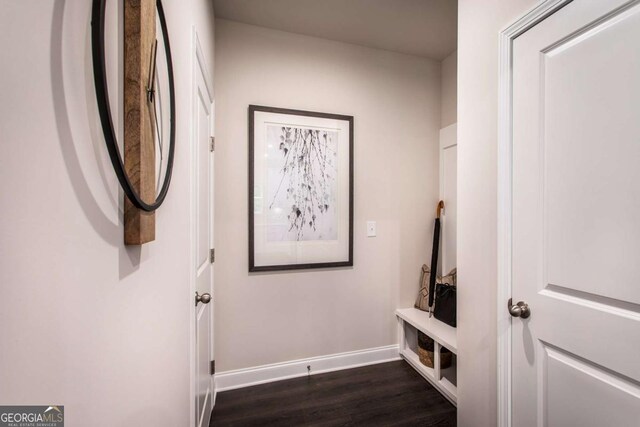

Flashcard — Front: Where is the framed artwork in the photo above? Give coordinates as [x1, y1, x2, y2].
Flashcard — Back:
[249, 105, 354, 272]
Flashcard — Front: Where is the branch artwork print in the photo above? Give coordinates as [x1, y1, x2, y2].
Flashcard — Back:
[265, 125, 338, 242]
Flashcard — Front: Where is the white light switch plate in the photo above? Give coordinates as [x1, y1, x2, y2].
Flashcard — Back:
[367, 221, 376, 237]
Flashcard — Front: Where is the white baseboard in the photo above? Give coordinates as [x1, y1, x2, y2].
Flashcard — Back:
[214, 345, 400, 392]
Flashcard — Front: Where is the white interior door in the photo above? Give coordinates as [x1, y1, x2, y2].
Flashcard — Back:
[193, 36, 214, 427]
[439, 124, 457, 275]
[510, 1, 640, 426]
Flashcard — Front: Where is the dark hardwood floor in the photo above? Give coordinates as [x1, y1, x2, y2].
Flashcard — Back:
[210, 360, 456, 426]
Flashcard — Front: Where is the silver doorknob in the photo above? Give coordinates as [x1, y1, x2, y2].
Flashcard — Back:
[195, 292, 212, 306]
[508, 298, 530, 319]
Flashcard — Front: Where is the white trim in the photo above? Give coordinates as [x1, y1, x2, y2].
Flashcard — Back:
[497, 2, 572, 427]
[214, 345, 401, 392]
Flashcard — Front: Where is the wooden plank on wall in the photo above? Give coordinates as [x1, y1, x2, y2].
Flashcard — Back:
[124, 0, 155, 244]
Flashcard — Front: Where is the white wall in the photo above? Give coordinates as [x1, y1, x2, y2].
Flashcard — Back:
[440, 50, 458, 128]
[0, 1, 215, 425]
[457, 1, 537, 426]
[214, 20, 441, 372]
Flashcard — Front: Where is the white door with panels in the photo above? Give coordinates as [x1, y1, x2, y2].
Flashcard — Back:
[507, 0, 640, 426]
[192, 34, 214, 427]
[439, 124, 457, 275]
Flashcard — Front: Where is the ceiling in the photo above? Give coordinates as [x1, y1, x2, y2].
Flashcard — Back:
[213, 0, 457, 60]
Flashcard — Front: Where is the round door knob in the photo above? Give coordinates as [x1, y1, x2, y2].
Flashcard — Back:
[508, 298, 530, 319]
[195, 292, 212, 306]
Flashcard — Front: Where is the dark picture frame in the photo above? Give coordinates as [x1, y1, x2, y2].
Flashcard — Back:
[248, 105, 354, 272]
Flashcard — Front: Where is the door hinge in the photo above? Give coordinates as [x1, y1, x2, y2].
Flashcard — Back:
[210, 248, 215, 263]
[210, 136, 215, 152]
[210, 360, 216, 375]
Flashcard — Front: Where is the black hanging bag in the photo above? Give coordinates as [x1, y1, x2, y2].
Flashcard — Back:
[433, 283, 456, 327]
